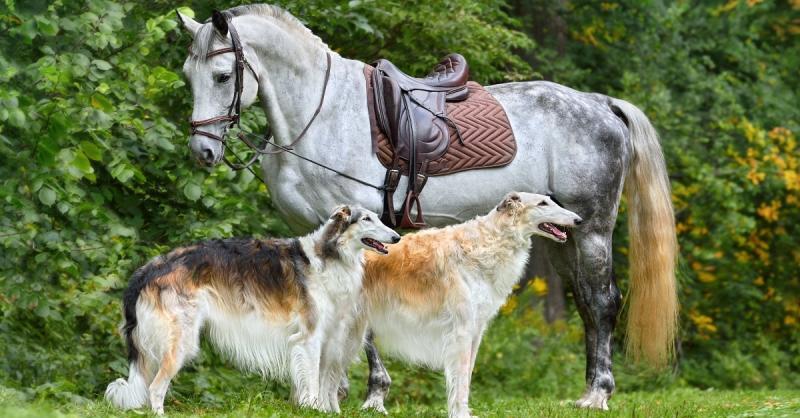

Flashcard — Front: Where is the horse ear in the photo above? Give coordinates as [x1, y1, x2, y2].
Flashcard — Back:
[497, 192, 522, 213]
[211, 10, 229, 38]
[176, 10, 200, 37]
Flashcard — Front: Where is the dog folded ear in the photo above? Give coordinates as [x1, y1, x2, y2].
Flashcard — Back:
[317, 205, 353, 258]
[329, 205, 351, 221]
[497, 192, 522, 213]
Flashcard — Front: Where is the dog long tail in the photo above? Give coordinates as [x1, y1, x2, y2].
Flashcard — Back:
[613, 98, 678, 367]
[105, 267, 153, 409]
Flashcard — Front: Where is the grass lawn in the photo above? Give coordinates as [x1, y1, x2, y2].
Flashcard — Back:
[1, 385, 798, 418]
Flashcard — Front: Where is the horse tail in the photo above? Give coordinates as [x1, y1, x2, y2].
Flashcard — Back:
[612, 98, 678, 367]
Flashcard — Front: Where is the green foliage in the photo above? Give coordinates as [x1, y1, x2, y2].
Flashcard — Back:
[0, 0, 291, 397]
[0, 0, 798, 407]
[507, 1, 800, 392]
[0, 0, 536, 400]
[524, 0, 800, 386]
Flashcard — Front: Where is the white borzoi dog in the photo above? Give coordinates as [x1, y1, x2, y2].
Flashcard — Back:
[353, 192, 581, 418]
[105, 205, 399, 415]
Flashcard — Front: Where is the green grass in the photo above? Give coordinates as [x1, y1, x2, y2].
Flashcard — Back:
[1, 385, 798, 418]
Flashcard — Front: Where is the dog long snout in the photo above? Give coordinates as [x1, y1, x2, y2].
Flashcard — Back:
[391, 235, 401, 244]
[574, 217, 583, 225]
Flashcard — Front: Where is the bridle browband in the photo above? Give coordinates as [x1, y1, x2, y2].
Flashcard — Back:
[187, 12, 385, 191]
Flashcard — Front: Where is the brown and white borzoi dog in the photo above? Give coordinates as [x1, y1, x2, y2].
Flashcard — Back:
[105, 205, 399, 415]
[352, 192, 581, 418]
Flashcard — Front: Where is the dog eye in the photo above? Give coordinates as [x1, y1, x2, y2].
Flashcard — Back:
[215, 73, 231, 83]
[362, 217, 372, 222]
[538, 201, 548, 206]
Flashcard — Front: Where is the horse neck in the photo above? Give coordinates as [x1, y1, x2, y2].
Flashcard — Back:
[240, 15, 341, 148]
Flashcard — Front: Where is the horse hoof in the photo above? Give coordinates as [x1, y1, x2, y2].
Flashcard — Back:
[361, 397, 388, 414]
[575, 391, 609, 410]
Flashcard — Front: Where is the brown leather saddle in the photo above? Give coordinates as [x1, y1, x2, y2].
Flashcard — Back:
[371, 54, 470, 228]
[366, 54, 517, 229]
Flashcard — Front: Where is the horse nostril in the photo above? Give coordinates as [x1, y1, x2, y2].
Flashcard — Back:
[392, 235, 401, 244]
[575, 218, 583, 225]
[202, 148, 214, 163]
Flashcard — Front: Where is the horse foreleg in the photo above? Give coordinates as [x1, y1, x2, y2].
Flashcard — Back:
[361, 331, 391, 414]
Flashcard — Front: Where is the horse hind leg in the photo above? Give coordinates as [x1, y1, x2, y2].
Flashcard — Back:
[547, 231, 621, 410]
[361, 331, 391, 414]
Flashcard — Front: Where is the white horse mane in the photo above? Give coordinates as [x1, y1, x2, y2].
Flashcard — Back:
[192, 4, 329, 59]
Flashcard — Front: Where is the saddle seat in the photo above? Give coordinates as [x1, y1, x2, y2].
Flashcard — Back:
[371, 54, 471, 228]
[376, 54, 470, 90]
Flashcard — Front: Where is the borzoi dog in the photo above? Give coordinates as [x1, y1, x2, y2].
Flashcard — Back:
[105, 205, 399, 414]
[353, 192, 581, 418]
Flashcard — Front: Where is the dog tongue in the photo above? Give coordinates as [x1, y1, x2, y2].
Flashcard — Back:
[364, 238, 388, 254]
[541, 223, 567, 240]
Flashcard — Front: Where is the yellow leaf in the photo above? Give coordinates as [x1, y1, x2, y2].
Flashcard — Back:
[500, 296, 518, 315]
[529, 277, 548, 297]
[757, 200, 781, 222]
[697, 271, 716, 283]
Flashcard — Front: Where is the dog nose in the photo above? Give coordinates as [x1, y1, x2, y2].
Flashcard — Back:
[574, 217, 583, 225]
[391, 235, 401, 244]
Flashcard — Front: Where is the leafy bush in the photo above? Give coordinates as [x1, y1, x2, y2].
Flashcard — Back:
[0, 0, 798, 405]
[0, 0, 535, 399]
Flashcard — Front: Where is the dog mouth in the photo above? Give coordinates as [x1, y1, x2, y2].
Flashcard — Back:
[538, 222, 568, 242]
[362, 237, 388, 254]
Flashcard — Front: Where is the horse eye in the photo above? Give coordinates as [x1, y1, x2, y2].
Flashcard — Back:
[216, 73, 231, 83]
[538, 201, 548, 206]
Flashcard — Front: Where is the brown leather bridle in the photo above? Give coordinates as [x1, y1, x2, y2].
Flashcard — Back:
[188, 11, 332, 170]
[188, 13, 257, 146]
[186, 12, 385, 192]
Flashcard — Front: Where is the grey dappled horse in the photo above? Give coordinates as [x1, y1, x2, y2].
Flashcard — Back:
[177, 4, 677, 411]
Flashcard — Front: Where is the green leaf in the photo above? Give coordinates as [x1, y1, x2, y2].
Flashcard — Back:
[35, 16, 60, 36]
[183, 183, 202, 201]
[72, 150, 94, 175]
[79, 141, 103, 161]
[92, 59, 112, 71]
[7, 108, 25, 127]
[38, 187, 56, 206]
[90, 94, 114, 112]
[154, 136, 175, 151]
[176, 6, 195, 18]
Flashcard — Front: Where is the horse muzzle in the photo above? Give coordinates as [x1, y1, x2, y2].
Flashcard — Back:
[189, 135, 223, 166]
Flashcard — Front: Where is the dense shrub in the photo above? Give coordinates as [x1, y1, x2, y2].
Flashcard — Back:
[0, 0, 797, 403]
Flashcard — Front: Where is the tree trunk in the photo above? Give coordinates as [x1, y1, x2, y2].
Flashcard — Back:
[525, 239, 566, 322]
[512, 0, 570, 322]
